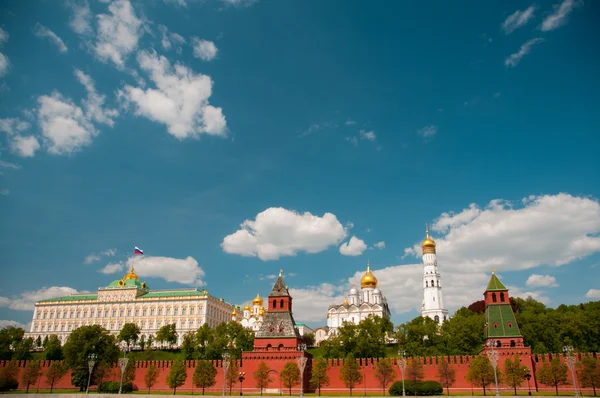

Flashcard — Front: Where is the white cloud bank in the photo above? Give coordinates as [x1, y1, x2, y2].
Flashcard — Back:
[526, 274, 558, 288]
[585, 289, 600, 299]
[125, 256, 205, 285]
[0, 287, 78, 311]
[118, 50, 227, 139]
[222, 207, 348, 261]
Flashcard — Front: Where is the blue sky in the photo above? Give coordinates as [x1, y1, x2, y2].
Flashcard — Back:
[1, 0, 599, 329]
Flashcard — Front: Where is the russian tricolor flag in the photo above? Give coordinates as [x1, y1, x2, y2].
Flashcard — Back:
[134, 247, 144, 255]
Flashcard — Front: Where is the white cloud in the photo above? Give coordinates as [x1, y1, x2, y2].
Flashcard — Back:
[163, 0, 187, 6]
[192, 38, 218, 61]
[0, 28, 9, 78]
[119, 50, 227, 138]
[346, 136, 358, 146]
[0, 118, 31, 135]
[0, 189, 9, 195]
[505, 38, 544, 68]
[10, 135, 40, 157]
[259, 274, 277, 281]
[85, 248, 116, 264]
[221, 0, 258, 7]
[404, 193, 600, 273]
[37, 91, 97, 155]
[68, 0, 93, 36]
[359, 130, 376, 141]
[541, 0, 581, 32]
[221, 207, 348, 261]
[526, 274, 559, 288]
[0, 286, 78, 311]
[0, 160, 21, 169]
[417, 125, 437, 138]
[158, 25, 186, 53]
[33, 24, 68, 53]
[502, 6, 536, 34]
[339, 236, 367, 256]
[126, 255, 205, 285]
[99, 262, 123, 274]
[74, 69, 118, 126]
[585, 289, 600, 299]
[0, 320, 27, 329]
[345, 120, 356, 125]
[95, 0, 144, 68]
[373, 241, 386, 249]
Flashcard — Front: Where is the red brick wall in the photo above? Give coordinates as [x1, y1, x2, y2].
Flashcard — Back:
[2, 352, 597, 394]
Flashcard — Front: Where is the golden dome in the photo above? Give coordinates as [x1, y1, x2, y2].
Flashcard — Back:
[343, 298, 348, 305]
[232, 307, 238, 316]
[421, 224, 436, 254]
[258, 307, 265, 316]
[361, 263, 378, 288]
[252, 293, 263, 306]
[244, 305, 251, 311]
[123, 266, 139, 281]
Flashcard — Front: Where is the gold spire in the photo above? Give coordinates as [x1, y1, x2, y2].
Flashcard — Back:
[421, 223, 436, 254]
[492, 268, 496, 274]
[343, 297, 348, 305]
[279, 269, 283, 276]
[360, 261, 378, 288]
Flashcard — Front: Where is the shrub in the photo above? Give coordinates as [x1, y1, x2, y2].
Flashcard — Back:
[98, 381, 133, 393]
[389, 380, 443, 396]
[0, 376, 19, 392]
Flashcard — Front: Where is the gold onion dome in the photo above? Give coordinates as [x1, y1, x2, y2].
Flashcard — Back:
[258, 307, 265, 316]
[232, 307, 238, 316]
[421, 224, 436, 254]
[252, 293, 263, 306]
[123, 266, 139, 281]
[361, 263, 378, 288]
[244, 304, 251, 311]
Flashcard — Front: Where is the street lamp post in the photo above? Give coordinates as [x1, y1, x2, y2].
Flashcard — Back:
[86, 353, 97, 395]
[223, 353, 231, 396]
[486, 341, 500, 396]
[525, 373, 532, 396]
[238, 372, 246, 396]
[118, 342, 129, 394]
[563, 346, 579, 397]
[398, 350, 406, 397]
[297, 344, 308, 397]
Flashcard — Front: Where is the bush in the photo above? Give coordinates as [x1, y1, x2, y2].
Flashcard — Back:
[98, 381, 133, 393]
[389, 380, 443, 396]
[0, 377, 19, 392]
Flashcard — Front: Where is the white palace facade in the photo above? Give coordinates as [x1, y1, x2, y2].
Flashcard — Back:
[27, 267, 233, 346]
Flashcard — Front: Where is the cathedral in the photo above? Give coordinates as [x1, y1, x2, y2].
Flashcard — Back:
[231, 293, 266, 332]
[420, 225, 448, 324]
[325, 262, 391, 336]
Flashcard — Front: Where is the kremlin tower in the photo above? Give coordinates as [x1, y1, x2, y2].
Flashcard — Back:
[420, 224, 448, 324]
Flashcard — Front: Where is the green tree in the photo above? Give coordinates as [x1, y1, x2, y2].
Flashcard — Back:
[93, 361, 110, 388]
[35, 336, 42, 350]
[147, 334, 154, 349]
[118, 323, 141, 349]
[226, 360, 240, 395]
[21, 361, 42, 393]
[0, 327, 25, 360]
[167, 360, 188, 395]
[157, 324, 178, 348]
[124, 356, 137, 383]
[62, 325, 119, 391]
[301, 333, 316, 347]
[182, 331, 197, 359]
[45, 362, 68, 393]
[407, 358, 425, 392]
[436, 358, 456, 396]
[193, 360, 217, 395]
[577, 357, 600, 396]
[44, 334, 63, 360]
[466, 356, 496, 396]
[504, 355, 527, 395]
[339, 354, 363, 396]
[42, 336, 48, 349]
[144, 364, 159, 393]
[13, 337, 34, 360]
[139, 335, 146, 351]
[324, 315, 393, 359]
[537, 357, 570, 396]
[310, 357, 330, 396]
[196, 324, 216, 359]
[253, 361, 271, 396]
[280, 362, 300, 396]
[374, 358, 397, 396]
[396, 317, 447, 357]
[214, 322, 255, 359]
[0, 361, 19, 392]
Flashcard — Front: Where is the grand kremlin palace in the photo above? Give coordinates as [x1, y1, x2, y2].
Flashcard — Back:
[28, 267, 234, 345]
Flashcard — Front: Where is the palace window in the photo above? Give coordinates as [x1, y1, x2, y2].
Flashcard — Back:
[76, 311, 80, 318]
[62, 311, 66, 318]
[61, 324, 65, 331]
[150, 308, 155, 316]
[182, 307, 186, 315]
[120, 309, 124, 317]
[112, 309, 117, 317]
[174, 307, 178, 315]
[127, 309, 131, 316]
[91, 310, 95, 317]
[158, 308, 163, 315]
[70, 311, 74, 318]
[135, 309, 139, 316]
[143, 309, 147, 316]
[166, 308, 171, 315]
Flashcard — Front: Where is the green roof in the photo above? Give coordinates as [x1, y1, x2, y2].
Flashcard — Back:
[486, 273, 508, 291]
[486, 304, 521, 338]
[139, 289, 208, 298]
[39, 294, 98, 303]
[107, 278, 147, 289]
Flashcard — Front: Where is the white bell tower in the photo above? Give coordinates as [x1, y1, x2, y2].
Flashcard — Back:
[421, 224, 448, 325]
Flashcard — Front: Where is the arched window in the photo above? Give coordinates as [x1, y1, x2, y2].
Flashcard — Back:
[496, 340, 501, 348]
[493, 322, 498, 328]
[280, 299, 284, 308]
[434, 315, 440, 323]
[273, 300, 277, 309]
[510, 340, 516, 347]
[507, 322, 513, 328]
[426, 281, 428, 287]
[492, 293, 497, 303]
[500, 292, 505, 302]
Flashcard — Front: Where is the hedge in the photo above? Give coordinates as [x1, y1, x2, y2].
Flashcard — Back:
[389, 380, 443, 396]
[98, 381, 133, 393]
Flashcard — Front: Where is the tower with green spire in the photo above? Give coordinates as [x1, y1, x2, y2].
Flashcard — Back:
[483, 269, 526, 350]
